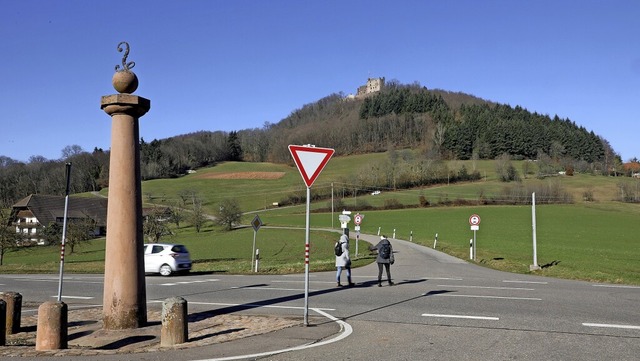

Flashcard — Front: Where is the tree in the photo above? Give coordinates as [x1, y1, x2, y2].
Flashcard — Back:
[214, 198, 242, 231]
[0, 211, 24, 265]
[65, 217, 96, 254]
[191, 198, 207, 232]
[143, 208, 173, 243]
[227, 131, 243, 161]
[495, 153, 520, 182]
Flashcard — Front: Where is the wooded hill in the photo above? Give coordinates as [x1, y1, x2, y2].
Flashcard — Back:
[244, 82, 612, 166]
[0, 80, 624, 207]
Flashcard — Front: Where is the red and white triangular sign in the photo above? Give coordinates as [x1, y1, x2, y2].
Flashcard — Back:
[288, 145, 335, 188]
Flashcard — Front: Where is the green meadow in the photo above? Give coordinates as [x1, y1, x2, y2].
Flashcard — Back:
[5, 152, 640, 285]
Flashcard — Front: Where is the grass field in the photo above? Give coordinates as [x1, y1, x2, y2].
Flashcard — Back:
[5, 153, 640, 285]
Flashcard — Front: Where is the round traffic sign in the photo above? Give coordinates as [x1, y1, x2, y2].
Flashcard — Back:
[354, 214, 362, 225]
[469, 214, 481, 226]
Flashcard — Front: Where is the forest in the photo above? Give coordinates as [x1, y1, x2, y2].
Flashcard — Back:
[0, 80, 630, 208]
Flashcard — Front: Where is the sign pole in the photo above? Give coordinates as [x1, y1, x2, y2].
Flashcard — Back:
[288, 144, 334, 327]
[473, 229, 477, 261]
[57, 162, 72, 302]
[303, 186, 310, 326]
[530, 192, 541, 270]
[252, 230, 257, 271]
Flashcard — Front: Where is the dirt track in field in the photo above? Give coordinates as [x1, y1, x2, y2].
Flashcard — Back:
[195, 171, 286, 180]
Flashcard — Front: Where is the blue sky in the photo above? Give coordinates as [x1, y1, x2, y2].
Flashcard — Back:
[2, 0, 639, 162]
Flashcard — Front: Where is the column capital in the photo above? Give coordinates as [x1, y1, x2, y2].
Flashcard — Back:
[101, 94, 150, 118]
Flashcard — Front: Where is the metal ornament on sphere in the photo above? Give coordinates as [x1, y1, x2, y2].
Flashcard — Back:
[115, 41, 136, 72]
[112, 41, 139, 94]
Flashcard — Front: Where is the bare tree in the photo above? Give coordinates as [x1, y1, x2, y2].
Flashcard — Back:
[214, 198, 242, 231]
[143, 208, 173, 243]
[191, 197, 206, 232]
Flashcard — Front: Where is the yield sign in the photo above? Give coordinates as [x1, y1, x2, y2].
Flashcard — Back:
[288, 145, 335, 188]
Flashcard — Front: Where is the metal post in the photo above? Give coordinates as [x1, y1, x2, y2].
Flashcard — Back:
[57, 163, 72, 302]
[331, 183, 334, 229]
[251, 230, 257, 271]
[473, 230, 477, 261]
[470, 239, 473, 259]
[355, 232, 359, 256]
[254, 249, 260, 272]
[531, 192, 540, 270]
[304, 187, 310, 326]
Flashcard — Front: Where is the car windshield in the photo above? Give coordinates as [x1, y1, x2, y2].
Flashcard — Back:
[171, 245, 188, 253]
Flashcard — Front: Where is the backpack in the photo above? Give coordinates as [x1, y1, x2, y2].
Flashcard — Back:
[334, 242, 343, 257]
[379, 243, 391, 259]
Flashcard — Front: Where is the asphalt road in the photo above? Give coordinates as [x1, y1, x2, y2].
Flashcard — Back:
[1, 233, 638, 360]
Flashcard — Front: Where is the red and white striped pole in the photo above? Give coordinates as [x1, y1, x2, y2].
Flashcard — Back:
[57, 162, 72, 302]
[303, 186, 311, 326]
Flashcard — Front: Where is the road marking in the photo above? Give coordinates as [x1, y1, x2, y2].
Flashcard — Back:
[437, 284, 535, 291]
[176, 301, 335, 312]
[51, 295, 93, 300]
[192, 307, 351, 361]
[271, 280, 338, 284]
[15, 278, 104, 284]
[592, 284, 640, 289]
[159, 279, 219, 286]
[432, 294, 542, 301]
[231, 286, 313, 292]
[423, 277, 463, 281]
[583, 323, 640, 330]
[422, 313, 499, 321]
[503, 280, 548, 284]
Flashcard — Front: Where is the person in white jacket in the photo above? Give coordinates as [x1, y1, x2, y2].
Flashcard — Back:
[335, 234, 355, 287]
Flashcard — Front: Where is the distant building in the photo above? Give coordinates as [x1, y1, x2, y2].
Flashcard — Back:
[10, 194, 107, 245]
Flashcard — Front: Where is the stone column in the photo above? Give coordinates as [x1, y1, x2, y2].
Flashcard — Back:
[100, 42, 150, 329]
[35, 301, 68, 350]
[0, 291, 22, 334]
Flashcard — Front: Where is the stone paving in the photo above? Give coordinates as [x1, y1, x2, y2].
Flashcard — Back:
[2, 303, 300, 357]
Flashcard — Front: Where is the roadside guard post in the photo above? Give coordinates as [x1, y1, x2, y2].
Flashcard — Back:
[288, 144, 334, 326]
[354, 213, 363, 255]
[469, 214, 480, 261]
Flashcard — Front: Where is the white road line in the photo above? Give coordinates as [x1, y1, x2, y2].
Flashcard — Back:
[422, 313, 499, 321]
[15, 278, 104, 284]
[503, 280, 548, 284]
[423, 277, 463, 281]
[51, 295, 93, 300]
[159, 279, 219, 286]
[592, 284, 640, 289]
[193, 308, 351, 361]
[432, 294, 542, 301]
[176, 301, 335, 312]
[436, 284, 535, 291]
[271, 280, 338, 284]
[231, 286, 312, 292]
[583, 323, 640, 330]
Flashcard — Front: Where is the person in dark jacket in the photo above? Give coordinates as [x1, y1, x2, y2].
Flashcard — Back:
[369, 235, 394, 287]
[335, 234, 355, 287]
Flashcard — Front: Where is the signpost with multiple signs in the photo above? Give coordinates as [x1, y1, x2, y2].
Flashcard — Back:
[288, 144, 334, 326]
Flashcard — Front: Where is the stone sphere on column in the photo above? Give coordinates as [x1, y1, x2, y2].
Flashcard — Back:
[112, 70, 139, 94]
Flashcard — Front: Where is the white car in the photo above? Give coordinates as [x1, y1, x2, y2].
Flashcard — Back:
[144, 243, 192, 276]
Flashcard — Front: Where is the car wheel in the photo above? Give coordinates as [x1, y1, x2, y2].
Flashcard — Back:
[159, 264, 173, 277]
